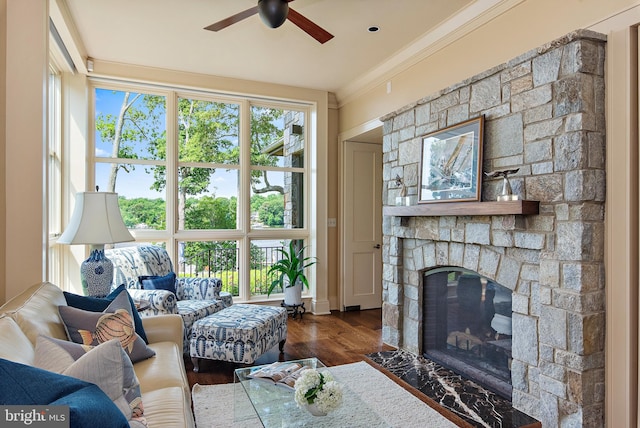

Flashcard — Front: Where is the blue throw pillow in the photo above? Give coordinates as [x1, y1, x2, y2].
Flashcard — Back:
[0, 358, 129, 428]
[139, 272, 177, 296]
[63, 284, 148, 344]
[58, 291, 156, 364]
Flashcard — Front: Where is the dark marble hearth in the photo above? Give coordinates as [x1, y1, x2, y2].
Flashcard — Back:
[366, 350, 540, 428]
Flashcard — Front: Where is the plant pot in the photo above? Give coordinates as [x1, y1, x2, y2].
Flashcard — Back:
[284, 281, 303, 306]
[304, 402, 327, 417]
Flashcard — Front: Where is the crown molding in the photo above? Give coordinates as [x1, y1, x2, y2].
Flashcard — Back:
[335, 0, 525, 107]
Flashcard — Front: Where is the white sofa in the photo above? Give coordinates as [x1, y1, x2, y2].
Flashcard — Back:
[0, 282, 195, 427]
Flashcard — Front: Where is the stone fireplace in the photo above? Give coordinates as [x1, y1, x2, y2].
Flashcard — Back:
[381, 30, 606, 427]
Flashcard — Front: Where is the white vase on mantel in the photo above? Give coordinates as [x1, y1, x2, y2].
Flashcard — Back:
[284, 280, 303, 305]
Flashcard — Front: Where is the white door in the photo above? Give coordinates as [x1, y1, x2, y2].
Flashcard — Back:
[343, 141, 382, 310]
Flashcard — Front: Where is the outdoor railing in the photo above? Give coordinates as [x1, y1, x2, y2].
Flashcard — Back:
[178, 244, 285, 296]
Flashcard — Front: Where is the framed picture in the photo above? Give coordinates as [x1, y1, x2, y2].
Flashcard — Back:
[418, 116, 484, 203]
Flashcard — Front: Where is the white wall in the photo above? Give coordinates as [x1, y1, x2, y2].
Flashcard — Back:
[4, 0, 48, 300]
[0, 0, 7, 303]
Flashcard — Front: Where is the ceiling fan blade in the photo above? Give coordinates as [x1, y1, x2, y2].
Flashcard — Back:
[286, 8, 334, 44]
[204, 6, 259, 32]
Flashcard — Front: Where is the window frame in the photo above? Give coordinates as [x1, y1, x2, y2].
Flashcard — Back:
[90, 80, 314, 302]
[46, 61, 63, 286]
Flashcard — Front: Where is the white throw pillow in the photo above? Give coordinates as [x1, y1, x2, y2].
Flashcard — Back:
[34, 335, 147, 428]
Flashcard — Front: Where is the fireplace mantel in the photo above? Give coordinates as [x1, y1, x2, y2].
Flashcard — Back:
[383, 200, 539, 217]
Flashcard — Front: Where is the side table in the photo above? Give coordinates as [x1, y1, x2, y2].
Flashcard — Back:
[281, 301, 305, 319]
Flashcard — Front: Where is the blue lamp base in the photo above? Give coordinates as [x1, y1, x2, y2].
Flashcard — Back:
[80, 247, 114, 297]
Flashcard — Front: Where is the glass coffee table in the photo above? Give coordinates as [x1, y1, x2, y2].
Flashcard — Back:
[234, 358, 388, 427]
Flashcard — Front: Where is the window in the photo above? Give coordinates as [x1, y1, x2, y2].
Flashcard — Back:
[47, 64, 62, 285]
[93, 85, 311, 301]
[48, 17, 78, 288]
[94, 88, 167, 230]
[177, 96, 240, 231]
[250, 106, 305, 230]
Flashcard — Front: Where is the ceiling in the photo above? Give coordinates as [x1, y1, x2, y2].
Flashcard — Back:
[61, 0, 494, 100]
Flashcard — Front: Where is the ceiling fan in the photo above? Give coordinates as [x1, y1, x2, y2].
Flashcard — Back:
[204, 0, 334, 44]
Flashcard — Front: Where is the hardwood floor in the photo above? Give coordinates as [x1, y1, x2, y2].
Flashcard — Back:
[184, 308, 395, 388]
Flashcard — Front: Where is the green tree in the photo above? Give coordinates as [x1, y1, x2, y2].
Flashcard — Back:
[250, 106, 284, 194]
[184, 195, 237, 230]
[118, 197, 165, 229]
[96, 93, 287, 282]
[95, 92, 166, 191]
[251, 194, 266, 213]
[96, 94, 286, 228]
[258, 194, 284, 227]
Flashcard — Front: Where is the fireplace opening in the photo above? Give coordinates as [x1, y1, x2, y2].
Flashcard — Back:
[423, 267, 512, 398]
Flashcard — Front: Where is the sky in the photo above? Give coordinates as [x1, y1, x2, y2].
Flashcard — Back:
[94, 88, 285, 200]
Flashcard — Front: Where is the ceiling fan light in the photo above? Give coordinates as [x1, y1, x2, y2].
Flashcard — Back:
[257, 0, 289, 29]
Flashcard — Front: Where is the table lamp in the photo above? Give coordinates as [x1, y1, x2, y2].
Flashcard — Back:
[58, 191, 134, 297]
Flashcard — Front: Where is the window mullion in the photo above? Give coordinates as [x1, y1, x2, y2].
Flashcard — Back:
[239, 100, 252, 300]
[166, 92, 178, 261]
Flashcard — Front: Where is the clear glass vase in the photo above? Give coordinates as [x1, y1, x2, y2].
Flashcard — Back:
[304, 402, 327, 417]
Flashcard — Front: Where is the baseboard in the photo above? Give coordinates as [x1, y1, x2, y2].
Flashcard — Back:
[311, 298, 331, 314]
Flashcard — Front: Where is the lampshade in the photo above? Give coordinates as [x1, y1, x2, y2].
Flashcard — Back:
[58, 192, 134, 245]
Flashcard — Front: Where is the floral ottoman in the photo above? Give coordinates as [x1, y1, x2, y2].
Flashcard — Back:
[190, 304, 288, 370]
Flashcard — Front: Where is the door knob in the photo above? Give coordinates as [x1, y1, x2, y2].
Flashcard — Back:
[374, 244, 381, 249]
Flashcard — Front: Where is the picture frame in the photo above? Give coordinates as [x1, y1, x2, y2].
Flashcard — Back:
[418, 116, 484, 203]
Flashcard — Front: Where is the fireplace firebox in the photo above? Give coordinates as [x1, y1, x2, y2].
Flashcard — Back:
[423, 267, 512, 398]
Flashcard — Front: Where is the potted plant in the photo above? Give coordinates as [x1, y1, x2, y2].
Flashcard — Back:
[267, 241, 317, 306]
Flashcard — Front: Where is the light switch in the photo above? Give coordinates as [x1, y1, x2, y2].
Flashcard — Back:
[328, 218, 337, 227]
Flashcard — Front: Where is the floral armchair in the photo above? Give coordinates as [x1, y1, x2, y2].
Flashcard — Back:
[105, 245, 233, 353]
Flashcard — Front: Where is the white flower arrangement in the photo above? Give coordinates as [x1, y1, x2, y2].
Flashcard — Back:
[293, 368, 343, 414]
